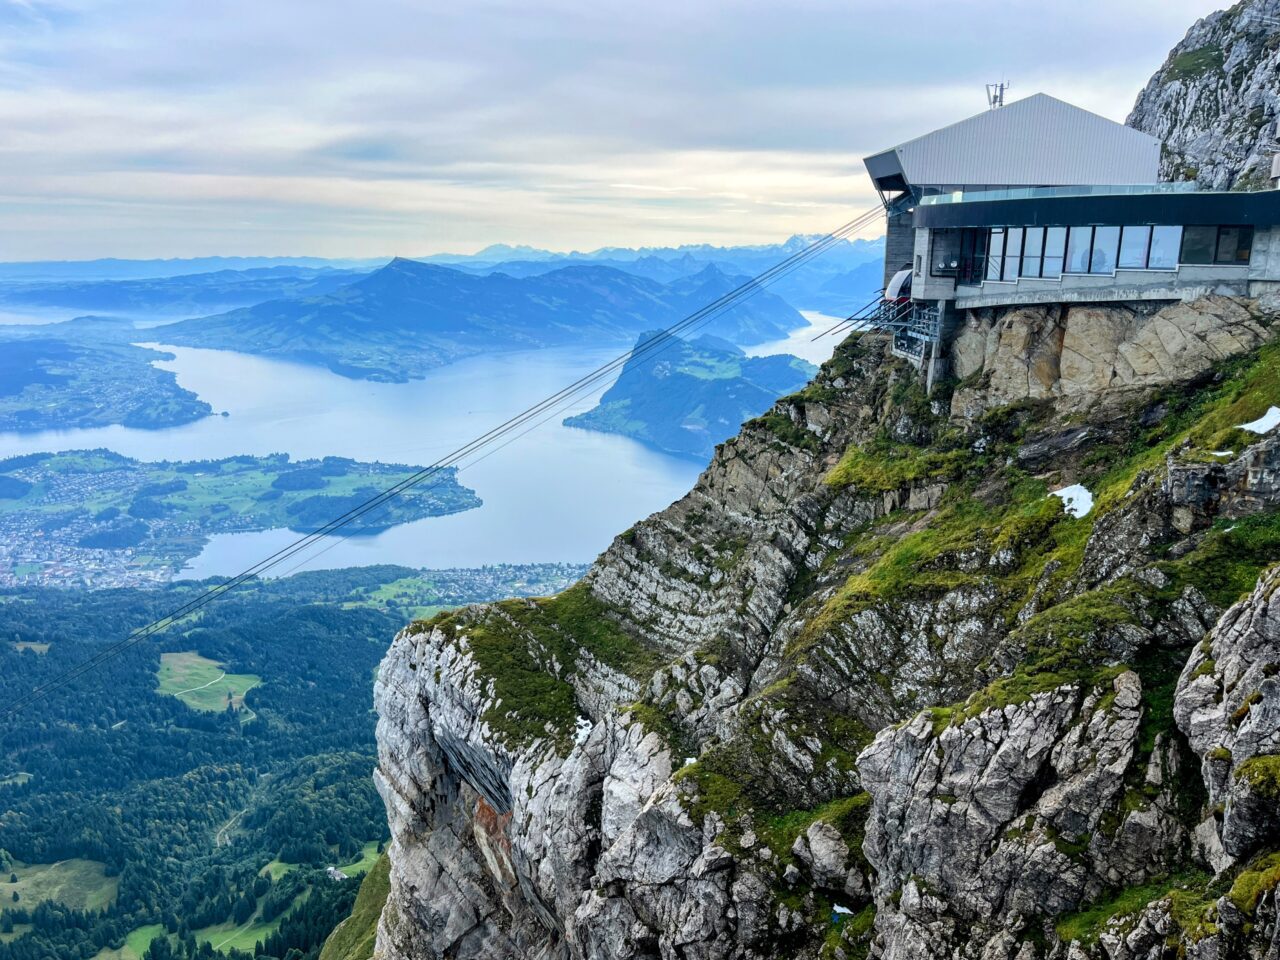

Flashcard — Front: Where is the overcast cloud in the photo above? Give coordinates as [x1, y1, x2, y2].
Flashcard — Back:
[0, 0, 1224, 259]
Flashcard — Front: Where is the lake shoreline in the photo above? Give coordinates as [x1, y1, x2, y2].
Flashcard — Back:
[0, 342, 708, 583]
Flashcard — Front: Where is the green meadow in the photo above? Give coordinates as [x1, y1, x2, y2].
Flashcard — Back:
[157, 651, 261, 713]
[6, 859, 118, 913]
[92, 923, 168, 960]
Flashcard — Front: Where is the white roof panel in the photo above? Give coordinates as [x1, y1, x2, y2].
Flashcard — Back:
[866, 94, 1161, 188]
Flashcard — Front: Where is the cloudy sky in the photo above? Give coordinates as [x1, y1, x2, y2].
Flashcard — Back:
[1, 0, 1223, 260]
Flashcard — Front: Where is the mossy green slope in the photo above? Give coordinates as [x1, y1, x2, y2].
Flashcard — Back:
[319, 854, 390, 960]
[382, 320, 1280, 958]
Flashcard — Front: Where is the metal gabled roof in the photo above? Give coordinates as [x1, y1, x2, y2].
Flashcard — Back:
[864, 94, 1161, 193]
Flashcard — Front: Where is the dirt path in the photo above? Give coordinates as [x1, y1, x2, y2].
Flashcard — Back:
[214, 808, 246, 848]
[172, 672, 226, 697]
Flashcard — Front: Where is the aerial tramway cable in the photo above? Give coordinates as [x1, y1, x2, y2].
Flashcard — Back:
[1, 204, 885, 719]
[808, 291, 885, 341]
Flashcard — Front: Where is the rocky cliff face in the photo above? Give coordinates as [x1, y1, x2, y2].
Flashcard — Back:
[1128, 0, 1280, 188]
[370, 289, 1280, 959]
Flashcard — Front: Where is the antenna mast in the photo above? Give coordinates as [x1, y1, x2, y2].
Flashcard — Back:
[986, 81, 1010, 109]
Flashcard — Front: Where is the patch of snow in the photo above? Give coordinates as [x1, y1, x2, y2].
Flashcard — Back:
[833, 905, 854, 916]
[683, 757, 696, 767]
[574, 715, 593, 745]
[1051, 483, 1094, 519]
[1239, 406, 1280, 435]
[1209, 450, 1235, 458]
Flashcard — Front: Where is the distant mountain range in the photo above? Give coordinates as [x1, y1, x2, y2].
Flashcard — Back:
[0, 266, 365, 318]
[154, 257, 808, 382]
[0, 235, 885, 320]
[0, 256, 384, 282]
[564, 332, 816, 461]
[430, 235, 886, 315]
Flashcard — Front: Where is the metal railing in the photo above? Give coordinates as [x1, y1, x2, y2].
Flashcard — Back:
[862, 299, 941, 367]
[919, 182, 1202, 206]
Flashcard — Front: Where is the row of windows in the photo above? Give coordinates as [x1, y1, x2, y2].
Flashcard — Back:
[953, 224, 1254, 285]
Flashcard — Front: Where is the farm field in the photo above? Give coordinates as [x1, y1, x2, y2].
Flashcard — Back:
[260, 859, 296, 882]
[338, 840, 382, 877]
[157, 651, 261, 713]
[7, 859, 118, 912]
[9, 641, 48, 653]
[318, 856, 390, 960]
[0, 923, 33, 944]
[92, 923, 167, 960]
[193, 889, 308, 953]
[261, 837, 383, 885]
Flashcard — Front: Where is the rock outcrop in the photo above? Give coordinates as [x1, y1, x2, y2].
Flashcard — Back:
[1128, 0, 1280, 188]
[859, 672, 1188, 959]
[949, 296, 1270, 416]
[369, 289, 1280, 959]
[1176, 565, 1280, 866]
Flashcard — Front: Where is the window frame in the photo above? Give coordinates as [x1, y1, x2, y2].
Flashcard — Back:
[1064, 226, 1094, 275]
[1042, 226, 1067, 279]
[1003, 227, 1024, 282]
[1180, 225, 1219, 265]
[986, 228, 1007, 282]
[964, 221, 1254, 285]
[957, 228, 990, 284]
[1089, 225, 1121, 275]
[1180, 225, 1253, 266]
[1214, 225, 1254, 265]
[1118, 225, 1152, 270]
[1020, 227, 1044, 278]
[1147, 225, 1182, 270]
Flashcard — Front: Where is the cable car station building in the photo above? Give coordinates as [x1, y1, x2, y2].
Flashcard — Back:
[862, 94, 1280, 383]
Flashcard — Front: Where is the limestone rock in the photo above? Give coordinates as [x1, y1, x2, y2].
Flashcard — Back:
[949, 297, 1270, 418]
[1128, 0, 1280, 189]
[1175, 564, 1280, 863]
[368, 292, 1280, 960]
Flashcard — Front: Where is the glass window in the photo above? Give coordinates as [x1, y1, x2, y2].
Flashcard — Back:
[1148, 226, 1181, 270]
[1003, 227, 1023, 281]
[1181, 225, 1217, 264]
[1021, 228, 1044, 278]
[1090, 226, 1120, 274]
[1235, 226, 1254, 263]
[1065, 227, 1092, 274]
[986, 228, 1005, 282]
[1042, 227, 1067, 278]
[959, 229, 985, 283]
[1118, 226, 1151, 270]
[1216, 226, 1254, 264]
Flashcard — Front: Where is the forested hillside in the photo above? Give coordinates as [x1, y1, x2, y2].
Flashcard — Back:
[157, 259, 805, 383]
[0, 563, 582, 960]
[564, 333, 816, 460]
